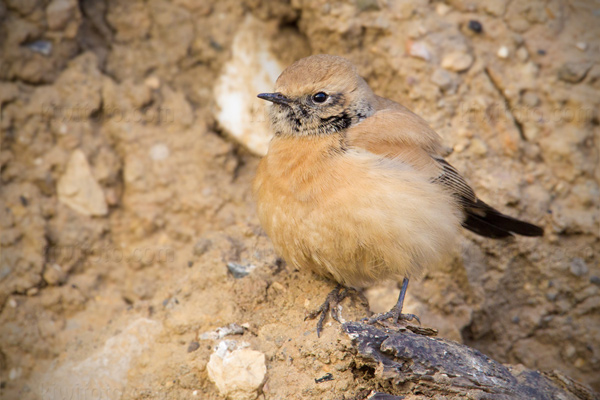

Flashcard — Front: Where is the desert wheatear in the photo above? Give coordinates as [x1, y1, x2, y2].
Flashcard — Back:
[254, 55, 543, 336]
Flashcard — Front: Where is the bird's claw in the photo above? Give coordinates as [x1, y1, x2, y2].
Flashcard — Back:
[306, 285, 367, 337]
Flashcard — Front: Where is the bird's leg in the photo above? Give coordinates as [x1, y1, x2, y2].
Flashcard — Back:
[365, 277, 421, 325]
[306, 284, 368, 337]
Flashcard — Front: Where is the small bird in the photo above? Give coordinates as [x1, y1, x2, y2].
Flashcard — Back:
[253, 55, 543, 336]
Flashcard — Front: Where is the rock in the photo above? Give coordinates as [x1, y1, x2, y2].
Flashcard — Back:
[441, 52, 474, 72]
[25, 40, 52, 56]
[435, 3, 451, 15]
[144, 76, 160, 89]
[53, 53, 103, 118]
[35, 318, 161, 400]
[558, 62, 592, 83]
[57, 149, 108, 216]
[227, 262, 256, 279]
[200, 323, 246, 340]
[522, 91, 540, 107]
[187, 341, 200, 353]
[497, 46, 510, 59]
[42, 263, 66, 285]
[408, 41, 432, 61]
[468, 20, 483, 34]
[207, 343, 266, 400]
[149, 143, 170, 161]
[516, 47, 529, 62]
[431, 68, 454, 91]
[46, 0, 77, 30]
[213, 16, 290, 156]
[570, 258, 588, 277]
[576, 42, 588, 51]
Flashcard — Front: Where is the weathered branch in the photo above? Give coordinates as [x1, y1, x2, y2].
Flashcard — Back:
[343, 322, 598, 400]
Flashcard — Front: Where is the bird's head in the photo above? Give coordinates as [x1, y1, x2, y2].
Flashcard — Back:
[258, 55, 376, 136]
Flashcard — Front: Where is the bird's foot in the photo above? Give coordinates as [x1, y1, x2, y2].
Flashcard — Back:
[306, 284, 368, 337]
[364, 306, 421, 326]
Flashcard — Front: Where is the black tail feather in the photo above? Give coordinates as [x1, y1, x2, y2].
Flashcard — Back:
[462, 200, 544, 239]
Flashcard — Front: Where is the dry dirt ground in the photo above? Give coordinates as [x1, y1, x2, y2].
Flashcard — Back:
[0, 0, 599, 399]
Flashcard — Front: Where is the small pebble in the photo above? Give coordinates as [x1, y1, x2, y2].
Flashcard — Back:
[227, 262, 255, 278]
[8, 298, 17, 308]
[436, 3, 451, 15]
[564, 344, 577, 359]
[516, 47, 529, 62]
[558, 62, 592, 83]
[149, 143, 169, 161]
[200, 323, 246, 340]
[187, 341, 200, 353]
[537, 49, 546, 55]
[590, 276, 600, 286]
[25, 40, 52, 56]
[144, 76, 160, 89]
[569, 258, 588, 277]
[468, 20, 483, 33]
[408, 41, 432, 61]
[576, 42, 588, 51]
[497, 46, 510, 59]
[43, 263, 66, 286]
[9, 368, 21, 380]
[522, 92, 540, 107]
[431, 68, 453, 91]
[441, 52, 474, 72]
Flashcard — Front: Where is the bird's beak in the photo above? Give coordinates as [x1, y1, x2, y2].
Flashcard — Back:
[257, 92, 291, 106]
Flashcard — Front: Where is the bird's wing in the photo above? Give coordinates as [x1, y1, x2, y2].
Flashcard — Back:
[346, 102, 543, 238]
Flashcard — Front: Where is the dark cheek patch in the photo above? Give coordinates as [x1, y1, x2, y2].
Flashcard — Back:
[319, 111, 352, 133]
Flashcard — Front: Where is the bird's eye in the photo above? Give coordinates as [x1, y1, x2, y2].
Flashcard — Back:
[312, 92, 328, 103]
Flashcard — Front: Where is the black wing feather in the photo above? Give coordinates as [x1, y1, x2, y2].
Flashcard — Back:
[431, 157, 544, 239]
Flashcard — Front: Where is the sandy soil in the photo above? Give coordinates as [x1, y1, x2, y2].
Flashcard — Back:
[0, 0, 598, 399]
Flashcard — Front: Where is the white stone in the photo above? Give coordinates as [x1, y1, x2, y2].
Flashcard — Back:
[207, 342, 266, 400]
[57, 149, 108, 216]
[408, 41, 432, 61]
[576, 42, 588, 51]
[497, 46, 510, 59]
[149, 143, 170, 161]
[441, 52, 474, 72]
[213, 15, 286, 156]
